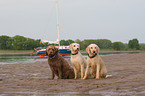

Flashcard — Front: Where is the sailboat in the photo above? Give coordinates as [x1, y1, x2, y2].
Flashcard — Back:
[36, 44, 71, 57]
[35, 0, 71, 57]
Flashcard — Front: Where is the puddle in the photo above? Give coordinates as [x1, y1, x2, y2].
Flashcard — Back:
[0, 55, 47, 64]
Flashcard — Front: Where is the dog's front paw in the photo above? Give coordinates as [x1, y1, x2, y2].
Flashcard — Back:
[74, 77, 77, 79]
[95, 77, 100, 79]
[81, 77, 84, 80]
[83, 77, 86, 80]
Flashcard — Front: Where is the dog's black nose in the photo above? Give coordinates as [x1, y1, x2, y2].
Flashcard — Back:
[77, 48, 79, 50]
[93, 51, 96, 53]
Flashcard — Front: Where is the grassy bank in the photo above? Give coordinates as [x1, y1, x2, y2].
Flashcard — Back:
[0, 50, 34, 55]
[0, 50, 33, 53]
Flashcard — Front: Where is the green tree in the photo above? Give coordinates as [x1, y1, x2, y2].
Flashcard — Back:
[83, 39, 98, 48]
[0, 35, 10, 49]
[12, 35, 27, 50]
[83, 39, 112, 49]
[112, 42, 125, 50]
[60, 39, 75, 46]
[75, 39, 85, 50]
[33, 39, 41, 48]
[60, 40, 67, 45]
[66, 39, 75, 45]
[7, 37, 13, 49]
[128, 39, 140, 50]
[96, 39, 112, 49]
[25, 38, 35, 50]
[140, 43, 145, 50]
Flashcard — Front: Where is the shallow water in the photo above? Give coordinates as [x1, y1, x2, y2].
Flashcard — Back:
[0, 55, 47, 64]
[0, 52, 141, 64]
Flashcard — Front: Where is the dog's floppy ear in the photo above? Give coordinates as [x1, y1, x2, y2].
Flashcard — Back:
[55, 47, 59, 53]
[78, 44, 80, 49]
[97, 46, 100, 55]
[46, 51, 48, 55]
[86, 45, 90, 53]
[69, 44, 72, 50]
[46, 47, 49, 55]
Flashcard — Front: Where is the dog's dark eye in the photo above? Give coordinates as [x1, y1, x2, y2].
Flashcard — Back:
[91, 47, 93, 49]
[74, 45, 76, 47]
[95, 47, 96, 49]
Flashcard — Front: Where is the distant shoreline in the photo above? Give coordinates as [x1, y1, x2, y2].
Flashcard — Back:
[81, 50, 145, 53]
[0, 50, 33, 55]
[0, 50, 145, 55]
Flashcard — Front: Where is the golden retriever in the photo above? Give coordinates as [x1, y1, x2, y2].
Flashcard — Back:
[69, 43, 87, 79]
[83, 44, 107, 79]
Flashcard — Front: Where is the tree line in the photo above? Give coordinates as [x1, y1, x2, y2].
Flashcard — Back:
[0, 35, 40, 50]
[61, 38, 143, 50]
[0, 35, 145, 50]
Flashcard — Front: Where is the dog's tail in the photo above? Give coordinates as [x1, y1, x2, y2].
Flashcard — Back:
[105, 75, 112, 78]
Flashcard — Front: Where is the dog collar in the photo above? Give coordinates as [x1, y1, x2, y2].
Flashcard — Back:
[49, 53, 57, 59]
[88, 53, 97, 58]
[71, 52, 78, 55]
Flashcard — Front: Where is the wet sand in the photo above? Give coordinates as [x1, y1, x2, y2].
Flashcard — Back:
[0, 53, 145, 96]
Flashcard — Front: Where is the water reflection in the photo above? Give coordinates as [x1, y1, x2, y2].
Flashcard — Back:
[0, 55, 47, 64]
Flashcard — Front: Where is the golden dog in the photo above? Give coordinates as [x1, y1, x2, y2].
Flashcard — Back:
[69, 43, 87, 79]
[83, 44, 107, 79]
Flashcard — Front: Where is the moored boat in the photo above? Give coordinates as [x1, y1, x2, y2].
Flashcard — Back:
[36, 46, 71, 57]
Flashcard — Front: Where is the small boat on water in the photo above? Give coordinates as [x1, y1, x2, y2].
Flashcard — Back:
[36, 46, 71, 58]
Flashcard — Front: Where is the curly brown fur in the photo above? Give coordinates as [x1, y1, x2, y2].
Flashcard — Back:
[46, 45, 75, 79]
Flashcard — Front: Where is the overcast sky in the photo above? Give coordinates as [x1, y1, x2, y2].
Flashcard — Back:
[0, 0, 145, 43]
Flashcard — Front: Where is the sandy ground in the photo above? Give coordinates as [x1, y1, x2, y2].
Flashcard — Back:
[0, 53, 145, 96]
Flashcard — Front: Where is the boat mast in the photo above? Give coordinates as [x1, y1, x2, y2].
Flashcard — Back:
[56, 0, 60, 46]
